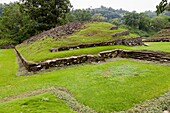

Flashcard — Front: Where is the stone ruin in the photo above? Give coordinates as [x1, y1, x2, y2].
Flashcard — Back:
[50, 37, 143, 52]
[109, 25, 118, 30]
[144, 27, 170, 42]
[143, 37, 170, 42]
[15, 48, 170, 72]
[111, 30, 129, 37]
[24, 21, 88, 44]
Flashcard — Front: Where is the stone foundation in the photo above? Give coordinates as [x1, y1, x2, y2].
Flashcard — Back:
[15, 48, 170, 72]
[143, 37, 170, 42]
[111, 30, 129, 37]
[50, 37, 143, 52]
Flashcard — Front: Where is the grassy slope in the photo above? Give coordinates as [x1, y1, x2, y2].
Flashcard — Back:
[16, 22, 137, 62]
[0, 49, 18, 85]
[0, 93, 75, 113]
[18, 42, 170, 62]
[1, 49, 170, 112]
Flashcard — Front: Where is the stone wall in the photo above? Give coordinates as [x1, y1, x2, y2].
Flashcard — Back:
[143, 37, 170, 42]
[0, 45, 15, 49]
[50, 37, 143, 52]
[109, 25, 118, 30]
[111, 30, 129, 37]
[119, 50, 170, 62]
[15, 48, 170, 72]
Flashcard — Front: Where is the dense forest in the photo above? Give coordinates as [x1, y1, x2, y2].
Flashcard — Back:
[0, 0, 170, 46]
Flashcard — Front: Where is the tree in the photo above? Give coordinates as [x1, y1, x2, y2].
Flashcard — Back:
[73, 9, 92, 21]
[124, 11, 140, 29]
[156, 0, 170, 14]
[91, 13, 107, 22]
[0, 2, 40, 43]
[20, 0, 72, 30]
[151, 16, 170, 31]
[138, 13, 151, 31]
[111, 18, 121, 26]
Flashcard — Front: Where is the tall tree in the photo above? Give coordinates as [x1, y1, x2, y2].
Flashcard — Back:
[73, 9, 92, 21]
[91, 13, 107, 22]
[20, 0, 72, 30]
[124, 11, 140, 29]
[151, 16, 170, 31]
[156, 0, 170, 14]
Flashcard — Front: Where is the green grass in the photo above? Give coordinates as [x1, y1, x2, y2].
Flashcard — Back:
[17, 42, 170, 62]
[16, 22, 138, 62]
[0, 49, 18, 85]
[0, 93, 75, 113]
[1, 49, 170, 112]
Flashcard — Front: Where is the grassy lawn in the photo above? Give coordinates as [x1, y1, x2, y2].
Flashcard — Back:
[0, 93, 75, 113]
[0, 49, 18, 85]
[1, 49, 170, 112]
[17, 42, 170, 62]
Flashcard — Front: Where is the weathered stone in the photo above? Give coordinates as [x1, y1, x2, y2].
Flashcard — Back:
[111, 30, 129, 37]
[109, 25, 118, 30]
[143, 37, 170, 42]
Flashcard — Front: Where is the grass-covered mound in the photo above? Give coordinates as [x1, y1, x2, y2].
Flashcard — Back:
[1, 49, 170, 112]
[17, 41, 170, 62]
[0, 93, 75, 113]
[16, 22, 138, 62]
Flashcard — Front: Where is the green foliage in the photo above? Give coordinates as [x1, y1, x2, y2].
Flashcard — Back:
[120, 24, 155, 37]
[111, 18, 121, 26]
[20, 0, 72, 30]
[1, 49, 170, 112]
[151, 15, 170, 31]
[73, 9, 92, 21]
[90, 6, 127, 21]
[0, 38, 15, 46]
[123, 11, 151, 31]
[123, 11, 170, 36]
[0, 3, 40, 44]
[124, 11, 140, 29]
[91, 13, 107, 22]
[156, 0, 170, 14]
[0, 93, 75, 113]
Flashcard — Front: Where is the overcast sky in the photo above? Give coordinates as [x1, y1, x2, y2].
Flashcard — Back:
[0, 0, 164, 12]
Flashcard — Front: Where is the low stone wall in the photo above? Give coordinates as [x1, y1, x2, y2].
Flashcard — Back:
[50, 37, 143, 52]
[15, 48, 170, 72]
[111, 30, 129, 37]
[143, 37, 170, 42]
[15, 48, 34, 72]
[119, 50, 170, 62]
